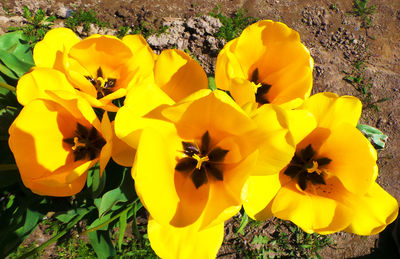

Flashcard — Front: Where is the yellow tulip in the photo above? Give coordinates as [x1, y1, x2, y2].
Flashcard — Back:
[244, 92, 398, 235]
[215, 20, 313, 110]
[8, 93, 112, 197]
[121, 89, 305, 258]
[23, 28, 156, 111]
[114, 48, 208, 166]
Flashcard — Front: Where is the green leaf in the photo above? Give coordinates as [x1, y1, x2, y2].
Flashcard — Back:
[0, 31, 34, 64]
[88, 230, 116, 259]
[55, 207, 94, 224]
[87, 163, 106, 198]
[98, 169, 136, 218]
[117, 209, 128, 250]
[208, 76, 217, 91]
[0, 49, 33, 77]
[236, 211, 249, 234]
[357, 124, 388, 149]
[251, 234, 270, 245]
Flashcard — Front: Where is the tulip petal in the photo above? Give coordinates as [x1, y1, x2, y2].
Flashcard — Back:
[33, 28, 80, 70]
[16, 68, 76, 106]
[243, 174, 281, 220]
[134, 127, 203, 226]
[115, 83, 175, 150]
[148, 217, 224, 259]
[344, 183, 398, 235]
[301, 92, 362, 128]
[155, 49, 208, 101]
[162, 90, 256, 141]
[318, 124, 378, 194]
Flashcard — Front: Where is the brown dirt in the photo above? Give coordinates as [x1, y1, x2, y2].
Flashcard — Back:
[1, 0, 400, 258]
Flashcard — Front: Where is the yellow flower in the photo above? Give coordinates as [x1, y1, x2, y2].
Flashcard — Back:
[215, 20, 313, 110]
[114, 49, 208, 166]
[20, 28, 155, 111]
[244, 92, 398, 235]
[119, 89, 305, 258]
[147, 216, 224, 259]
[8, 92, 112, 197]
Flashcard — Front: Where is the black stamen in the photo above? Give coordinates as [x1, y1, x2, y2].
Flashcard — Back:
[201, 131, 210, 155]
[97, 67, 103, 78]
[205, 163, 223, 181]
[208, 147, 229, 162]
[175, 157, 197, 172]
[191, 167, 208, 189]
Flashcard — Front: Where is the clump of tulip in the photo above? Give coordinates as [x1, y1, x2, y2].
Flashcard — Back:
[8, 20, 398, 259]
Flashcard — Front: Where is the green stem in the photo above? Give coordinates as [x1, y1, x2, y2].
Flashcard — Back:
[17, 211, 89, 259]
[80, 203, 134, 236]
[132, 201, 142, 240]
[0, 81, 16, 92]
[0, 164, 17, 171]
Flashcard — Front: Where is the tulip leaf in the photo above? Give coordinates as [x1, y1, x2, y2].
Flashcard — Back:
[357, 124, 388, 149]
[208, 76, 217, 90]
[55, 207, 94, 224]
[0, 31, 34, 85]
[236, 210, 249, 235]
[117, 209, 128, 250]
[87, 163, 106, 198]
[98, 168, 136, 218]
[88, 230, 116, 259]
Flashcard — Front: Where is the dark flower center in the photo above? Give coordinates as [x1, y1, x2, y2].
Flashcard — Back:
[251, 68, 271, 105]
[63, 123, 106, 161]
[85, 67, 117, 99]
[175, 131, 229, 189]
[283, 144, 331, 191]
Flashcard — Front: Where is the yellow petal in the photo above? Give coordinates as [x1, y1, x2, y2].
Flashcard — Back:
[33, 28, 80, 70]
[24, 172, 88, 197]
[344, 183, 398, 235]
[16, 68, 76, 106]
[99, 112, 112, 175]
[229, 78, 256, 107]
[110, 122, 136, 167]
[148, 217, 224, 259]
[133, 127, 189, 226]
[271, 176, 351, 233]
[214, 38, 245, 90]
[318, 123, 378, 194]
[301, 92, 362, 128]
[243, 174, 281, 220]
[114, 83, 175, 150]
[154, 49, 208, 102]
[162, 90, 256, 141]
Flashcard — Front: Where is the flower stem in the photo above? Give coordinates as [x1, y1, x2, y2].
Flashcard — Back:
[0, 81, 16, 92]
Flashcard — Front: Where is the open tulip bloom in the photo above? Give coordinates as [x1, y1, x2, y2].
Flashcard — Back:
[215, 20, 313, 111]
[116, 88, 315, 258]
[18, 28, 155, 111]
[9, 92, 112, 196]
[244, 93, 398, 235]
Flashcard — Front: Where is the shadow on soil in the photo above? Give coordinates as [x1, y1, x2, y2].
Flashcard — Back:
[352, 214, 400, 259]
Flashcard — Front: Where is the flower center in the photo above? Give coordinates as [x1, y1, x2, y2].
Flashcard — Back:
[283, 144, 331, 191]
[250, 68, 271, 105]
[175, 131, 229, 189]
[63, 123, 106, 161]
[85, 67, 117, 99]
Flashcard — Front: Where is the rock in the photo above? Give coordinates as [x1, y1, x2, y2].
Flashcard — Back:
[55, 4, 73, 19]
[9, 16, 24, 23]
[89, 24, 99, 35]
[0, 16, 9, 23]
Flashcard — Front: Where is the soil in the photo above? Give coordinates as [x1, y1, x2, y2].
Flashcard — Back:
[1, 0, 400, 258]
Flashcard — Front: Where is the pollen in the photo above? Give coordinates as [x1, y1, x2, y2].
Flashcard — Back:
[193, 154, 209, 169]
